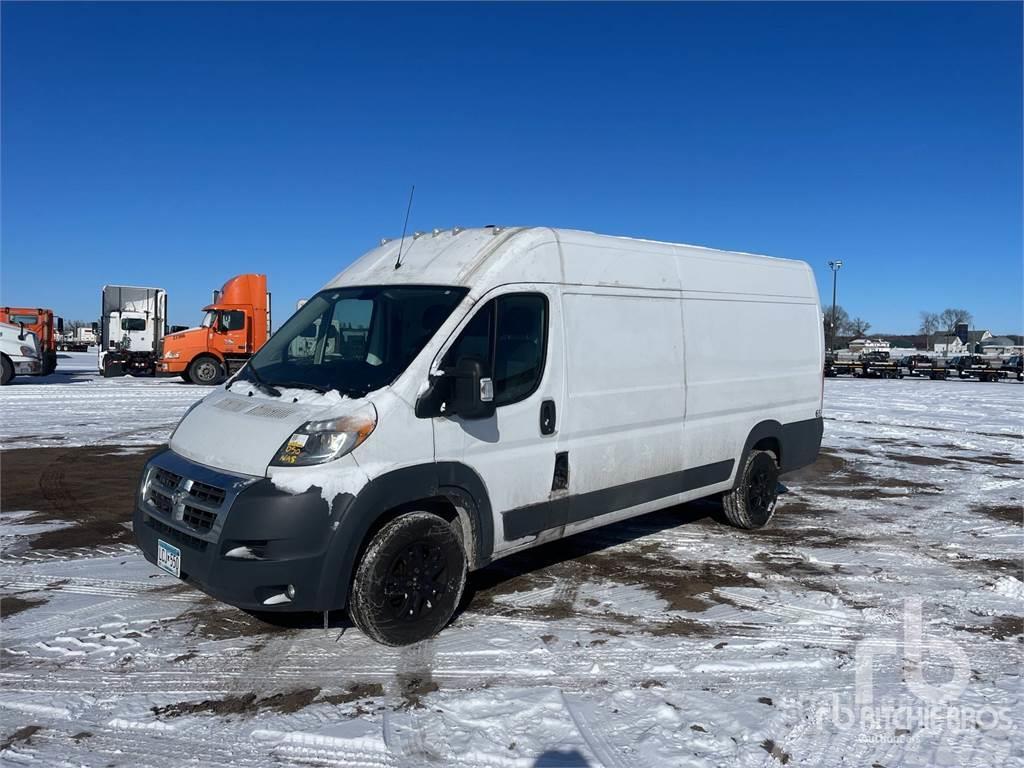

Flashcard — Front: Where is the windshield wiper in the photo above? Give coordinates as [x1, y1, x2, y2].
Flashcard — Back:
[229, 366, 281, 398]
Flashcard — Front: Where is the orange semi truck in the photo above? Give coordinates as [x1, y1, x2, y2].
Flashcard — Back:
[0, 307, 62, 374]
[158, 274, 271, 385]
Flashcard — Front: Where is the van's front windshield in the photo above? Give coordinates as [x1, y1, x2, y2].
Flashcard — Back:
[241, 285, 467, 398]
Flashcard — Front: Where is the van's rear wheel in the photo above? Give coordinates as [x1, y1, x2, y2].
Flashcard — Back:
[1, 355, 13, 386]
[722, 450, 779, 529]
[188, 356, 224, 386]
[349, 512, 467, 646]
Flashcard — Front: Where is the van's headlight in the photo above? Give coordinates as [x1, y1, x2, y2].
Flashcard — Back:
[271, 406, 377, 467]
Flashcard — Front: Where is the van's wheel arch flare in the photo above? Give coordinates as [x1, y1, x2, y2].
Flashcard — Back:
[348, 511, 468, 646]
[721, 449, 780, 529]
[188, 355, 225, 385]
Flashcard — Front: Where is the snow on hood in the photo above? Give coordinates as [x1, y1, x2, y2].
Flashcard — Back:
[168, 384, 362, 476]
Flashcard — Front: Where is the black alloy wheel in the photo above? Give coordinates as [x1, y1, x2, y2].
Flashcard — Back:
[349, 512, 467, 646]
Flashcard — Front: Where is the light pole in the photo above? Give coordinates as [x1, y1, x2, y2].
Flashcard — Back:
[828, 260, 843, 352]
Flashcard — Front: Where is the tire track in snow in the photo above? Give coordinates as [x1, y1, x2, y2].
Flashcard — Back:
[561, 692, 632, 768]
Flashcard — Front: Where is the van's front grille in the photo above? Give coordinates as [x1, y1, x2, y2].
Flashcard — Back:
[152, 468, 183, 492]
[188, 480, 225, 507]
[182, 504, 217, 532]
[141, 452, 257, 543]
[145, 469, 227, 534]
[145, 515, 208, 552]
[150, 490, 173, 515]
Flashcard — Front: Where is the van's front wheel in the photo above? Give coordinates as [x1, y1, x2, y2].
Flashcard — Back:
[349, 512, 467, 646]
[722, 450, 779, 529]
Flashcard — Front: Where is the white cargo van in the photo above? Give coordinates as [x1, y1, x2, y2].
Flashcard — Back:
[135, 227, 823, 645]
[0, 321, 42, 385]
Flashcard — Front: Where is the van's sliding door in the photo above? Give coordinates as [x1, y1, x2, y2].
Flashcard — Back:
[558, 289, 687, 530]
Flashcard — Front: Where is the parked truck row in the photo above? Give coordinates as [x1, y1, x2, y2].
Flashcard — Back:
[825, 350, 1022, 382]
[2, 273, 271, 386]
[97, 274, 270, 382]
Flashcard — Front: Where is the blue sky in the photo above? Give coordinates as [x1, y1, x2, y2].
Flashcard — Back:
[2, 2, 1021, 332]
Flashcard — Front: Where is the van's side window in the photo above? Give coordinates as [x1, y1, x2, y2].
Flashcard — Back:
[443, 293, 547, 407]
[493, 295, 546, 404]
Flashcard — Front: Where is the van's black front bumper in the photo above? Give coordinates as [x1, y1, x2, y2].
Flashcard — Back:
[133, 450, 354, 612]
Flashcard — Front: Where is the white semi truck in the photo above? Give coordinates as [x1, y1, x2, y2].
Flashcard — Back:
[97, 285, 168, 377]
[0, 321, 42, 385]
[59, 325, 98, 352]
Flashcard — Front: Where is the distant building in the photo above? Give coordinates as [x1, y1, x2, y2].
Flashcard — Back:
[932, 323, 993, 354]
[848, 338, 891, 354]
[980, 336, 1023, 356]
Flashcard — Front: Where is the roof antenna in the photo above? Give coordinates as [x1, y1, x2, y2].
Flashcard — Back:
[394, 184, 415, 270]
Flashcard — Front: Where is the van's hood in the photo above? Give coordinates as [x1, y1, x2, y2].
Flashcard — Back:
[169, 385, 360, 476]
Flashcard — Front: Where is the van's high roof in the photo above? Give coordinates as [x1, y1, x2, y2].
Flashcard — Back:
[325, 226, 818, 302]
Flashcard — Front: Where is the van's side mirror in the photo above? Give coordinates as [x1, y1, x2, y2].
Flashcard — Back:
[451, 358, 495, 420]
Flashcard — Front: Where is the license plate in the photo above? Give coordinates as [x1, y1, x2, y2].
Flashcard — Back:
[157, 539, 181, 578]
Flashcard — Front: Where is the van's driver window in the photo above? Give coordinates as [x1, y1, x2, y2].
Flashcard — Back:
[443, 293, 547, 407]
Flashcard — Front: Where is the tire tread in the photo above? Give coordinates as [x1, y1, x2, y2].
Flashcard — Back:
[349, 511, 467, 646]
[721, 449, 779, 529]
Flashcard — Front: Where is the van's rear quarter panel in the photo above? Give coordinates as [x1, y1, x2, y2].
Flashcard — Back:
[682, 297, 821, 473]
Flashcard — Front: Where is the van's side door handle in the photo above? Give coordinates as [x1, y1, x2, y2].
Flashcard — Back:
[539, 399, 556, 436]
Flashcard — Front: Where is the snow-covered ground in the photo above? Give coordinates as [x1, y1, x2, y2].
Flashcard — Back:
[1, 352, 214, 449]
[1, 368, 1021, 766]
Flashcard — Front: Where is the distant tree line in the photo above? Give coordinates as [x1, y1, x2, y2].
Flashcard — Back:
[823, 306, 975, 344]
[822, 305, 871, 338]
[918, 309, 973, 338]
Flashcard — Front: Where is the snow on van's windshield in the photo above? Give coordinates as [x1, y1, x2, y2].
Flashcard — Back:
[244, 285, 467, 399]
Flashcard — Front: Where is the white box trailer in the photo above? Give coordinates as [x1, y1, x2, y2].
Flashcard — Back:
[98, 285, 167, 377]
[133, 226, 824, 645]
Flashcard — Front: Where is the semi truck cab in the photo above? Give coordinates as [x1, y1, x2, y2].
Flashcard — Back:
[159, 273, 270, 385]
[112, 311, 156, 351]
[0, 307, 61, 374]
[98, 286, 168, 377]
[0, 321, 42, 385]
